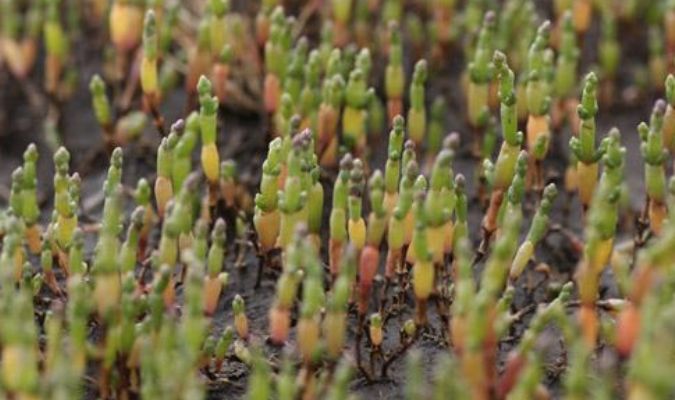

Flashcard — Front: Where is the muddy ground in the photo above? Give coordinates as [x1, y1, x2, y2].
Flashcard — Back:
[0, 1, 660, 399]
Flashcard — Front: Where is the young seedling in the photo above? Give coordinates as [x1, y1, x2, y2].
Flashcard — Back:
[307, 157, 324, 251]
[331, 0, 352, 46]
[134, 178, 154, 255]
[570, 72, 602, 211]
[526, 21, 552, 189]
[68, 228, 86, 277]
[204, 219, 228, 315]
[347, 159, 366, 252]
[166, 174, 200, 258]
[0, 0, 40, 79]
[467, 12, 495, 154]
[481, 51, 522, 246]
[639, 100, 668, 235]
[553, 12, 580, 130]
[264, 8, 291, 114]
[275, 94, 295, 145]
[208, 0, 230, 64]
[648, 27, 666, 91]
[141, 10, 165, 135]
[411, 191, 434, 327]
[44, 0, 67, 96]
[431, 0, 457, 47]
[459, 154, 526, 398]
[154, 134, 178, 218]
[324, 359, 353, 400]
[1, 214, 26, 285]
[576, 128, 624, 346]
[624, 290, 675, 399]
[198, 76, 220, 186]
[92, 149, 125, 317]
[1, 288, 40, 397]
[268, 231, 304, 345]
[212, 44, 233, 104]
[598, 11, 620, 106]
[385, 21, 405, 122]
[510, 183, 558, 280]
[382, 0, 403, 24]
[617, 218, 675, 357]
[424, 149, 455, 265]
[20, 144, 40, 253]
[273, 355, 296, 400]
[343, 68, 374, 156]
[485, 152, 528, 295]
[245, 347, 271, 400]
[254, 137, 283, 253]
[324, 246, 355, 360]
[572, 0, 592, 36]
[513, 11, 537, 122]
[351, 0, 370, 47]
[666, 0, 675, 61]
[283, 38, 308, 110]
[109, 0, 143, 80]
[299, 49, 322, 132]
[427, 97, 447, 160]
[329, 154, 353, 277]
[386, 158, 417, 286]
[53, 147, 76, 251]
[119, 207, 145, 273]
[156, 220, 178, 304]
[297, 243, 324, 366]
[232, 295, 249, 340]
[212, 326, 234, 372]
[41, 235, 60, 294]
[89, 75, 116, 148]
[407, 60, 428, 145]
[277, 133, 309, 249]
[499, 283, 573, 397]
[383, 115, 406, 216]
[317, 74, 344, 167]
[663, 75, 675, 161]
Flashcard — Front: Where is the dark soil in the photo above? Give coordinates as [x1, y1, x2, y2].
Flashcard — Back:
[0, 1, 660, 399]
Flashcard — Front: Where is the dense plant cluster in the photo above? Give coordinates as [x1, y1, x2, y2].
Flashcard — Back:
[2, 0, 675, 399]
